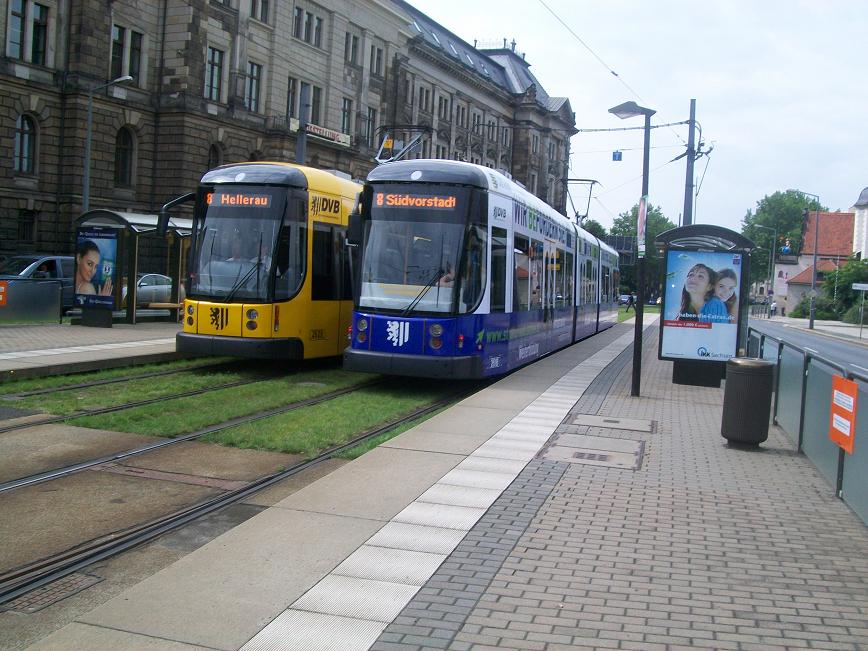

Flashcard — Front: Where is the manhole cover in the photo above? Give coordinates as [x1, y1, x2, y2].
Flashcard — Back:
[0, 573, 102, 613]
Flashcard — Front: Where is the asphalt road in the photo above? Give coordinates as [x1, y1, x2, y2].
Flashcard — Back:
[749, 318, 868, 379]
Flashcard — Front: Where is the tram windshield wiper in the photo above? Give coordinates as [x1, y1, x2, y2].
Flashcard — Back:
[402, 268, 445, 316]
[224, 261, 262, 303]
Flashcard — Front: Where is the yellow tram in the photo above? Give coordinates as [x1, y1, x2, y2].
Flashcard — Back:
[162, 163, 360, 359]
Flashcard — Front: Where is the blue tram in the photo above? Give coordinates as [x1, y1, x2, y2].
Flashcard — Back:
[343, 160, 619, 379]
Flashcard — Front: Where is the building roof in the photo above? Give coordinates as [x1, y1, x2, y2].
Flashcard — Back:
[801, 211, 854, 256]
[392, 0, 561, 110]
[787, 259, 844, 286]
[856, 187, 868, 208]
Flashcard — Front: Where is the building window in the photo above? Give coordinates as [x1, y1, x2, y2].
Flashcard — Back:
[435, 144, 448, 159]
[205, 46, 224, 101]
[14, 114, 36, 174]
[9, 0, 25, 59]
[487, 120, 495, 140]
[30, 2, 47, 65]
[472, 112, 482, 135]
[369, 45, 383, 76]
[251, 0, 269, 22]
[8, 0, 50, 65]
[311, 85, 322, 124]
[438, 96, 450, 120]
[207, 143, 222, 170]
[303, 11, 313, 42]
[502, 128, 509, 146]
[287, 77, 297, 119]
[344, 32, 359, 64]
[18, 210, 36, 243]
[364, 107, 377, 146]
[114, 127, 134, 187]
[418, 86, 430, 112]
[341, 97, 353, 134]
[111, 25, 145, 84]
[292, 7, 303, 37]
[456, 105, 466, 128]
[532, 134, 539, 154]
[313, 17, 323, 47]
[530, 172, 537, 194]
[244, 62, 262, 112]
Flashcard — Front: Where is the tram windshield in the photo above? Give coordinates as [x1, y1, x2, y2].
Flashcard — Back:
[359, 185, 484, 314]
[190, 186, 306, 302]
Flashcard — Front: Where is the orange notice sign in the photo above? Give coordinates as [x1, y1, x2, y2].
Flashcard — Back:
[829, 375, 858, 454]
[0, 280, 6, 306]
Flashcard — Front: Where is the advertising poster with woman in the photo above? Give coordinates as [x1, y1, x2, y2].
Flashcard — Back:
[75, 227, 117, 309]
[660, 250, 742, 361]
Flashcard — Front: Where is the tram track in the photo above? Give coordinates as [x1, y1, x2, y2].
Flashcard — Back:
[0, 371, 285, 436]
[0, 378, 383, 494]
[0, 359, 244, 400]
[0, 388, 469, 606]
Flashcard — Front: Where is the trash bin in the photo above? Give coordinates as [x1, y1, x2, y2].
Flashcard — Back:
[721, 357, 775, 446]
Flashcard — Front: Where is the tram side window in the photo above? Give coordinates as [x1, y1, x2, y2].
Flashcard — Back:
[602, 265, 610, 302]
[460, 225, 486, 311]
[583, 259, 593, 305]
[562, 251, 574, 307]
[490, 227, 507, 312]
[530, 240, 543, 310]
[274, 218, 306, 300]
[513, 235, 530, 311]
[312, 223, 339, 300]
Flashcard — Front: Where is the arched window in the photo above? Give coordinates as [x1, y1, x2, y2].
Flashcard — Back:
[207, 143, 222, 170]
[14, 114, 36, 174]
[114, 127, 135, 186]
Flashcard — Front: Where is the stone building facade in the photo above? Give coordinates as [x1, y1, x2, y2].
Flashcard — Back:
[0, 0, 576, 260]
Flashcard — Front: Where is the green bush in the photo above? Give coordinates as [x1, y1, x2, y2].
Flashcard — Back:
[843, 304, 868, 324]
[789, 296, 839, 320]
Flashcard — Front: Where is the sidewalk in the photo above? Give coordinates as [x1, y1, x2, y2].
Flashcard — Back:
[0, 322, 180, 379]
[19, 320, 868, 651]
[760, 314, 868, 344]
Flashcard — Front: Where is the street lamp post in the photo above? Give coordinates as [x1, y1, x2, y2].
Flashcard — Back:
[609, 101, 656, 397]
[754, 224, 777, 306]
[82, 75, 133, 212]
[788, 189, 821, 329]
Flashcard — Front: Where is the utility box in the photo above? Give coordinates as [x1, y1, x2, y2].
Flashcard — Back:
[655, 225, 755, 388]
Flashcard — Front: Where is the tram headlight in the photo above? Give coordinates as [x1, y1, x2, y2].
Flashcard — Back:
[356, 318, 368, 332]
[187, 305, 194, 316]
[429, 336, 442, 350]
[356, 331, 367, 344]
[186, 316, 194, 326]
[246, 320, 258, 331]
[429, 323, 443, 337]
[246, 308, 259, 320]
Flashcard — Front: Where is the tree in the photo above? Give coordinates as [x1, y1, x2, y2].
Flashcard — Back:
[610, 203, 676, 297]
[741, 190, 824, 286]
[580, 218, 607, 239]
[822, 256, 868, 314]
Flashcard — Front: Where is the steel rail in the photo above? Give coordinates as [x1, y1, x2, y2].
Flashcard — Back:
[0, 389, 468, 606]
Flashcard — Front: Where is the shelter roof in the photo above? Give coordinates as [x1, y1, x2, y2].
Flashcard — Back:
[75, 210, 192, 236]
[655, 224, 754, 251]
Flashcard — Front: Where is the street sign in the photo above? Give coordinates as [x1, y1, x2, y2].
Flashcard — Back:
[852, 283, 868, 291]
[829, 375, 857, 454]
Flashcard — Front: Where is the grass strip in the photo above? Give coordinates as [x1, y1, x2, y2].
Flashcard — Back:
[335, 405, 451, 460]
[67, 369, 373, 436]
[0, 357, 233, 396]
[11, 365, 265, 415]
[201, 381, 449, 456]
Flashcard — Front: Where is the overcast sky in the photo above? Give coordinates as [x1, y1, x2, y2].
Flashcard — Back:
[410, 0, 868, 233]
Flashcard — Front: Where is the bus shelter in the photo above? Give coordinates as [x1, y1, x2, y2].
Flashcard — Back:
[74, 210, 192, 325]
[654, 224, 755, 387]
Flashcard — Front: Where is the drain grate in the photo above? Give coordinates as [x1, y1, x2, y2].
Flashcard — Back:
[0, 572, 102, 613]
[539, 435, 646, 470]
[570, 413, 656, 433]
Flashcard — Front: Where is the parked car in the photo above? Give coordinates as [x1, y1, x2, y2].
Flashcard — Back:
[618, 294, 631, 305]
[121, 273, 184, 307]
[0, 254, 75, 310]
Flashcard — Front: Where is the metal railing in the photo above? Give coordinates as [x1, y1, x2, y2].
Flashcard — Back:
[748, 326, 868, 525]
